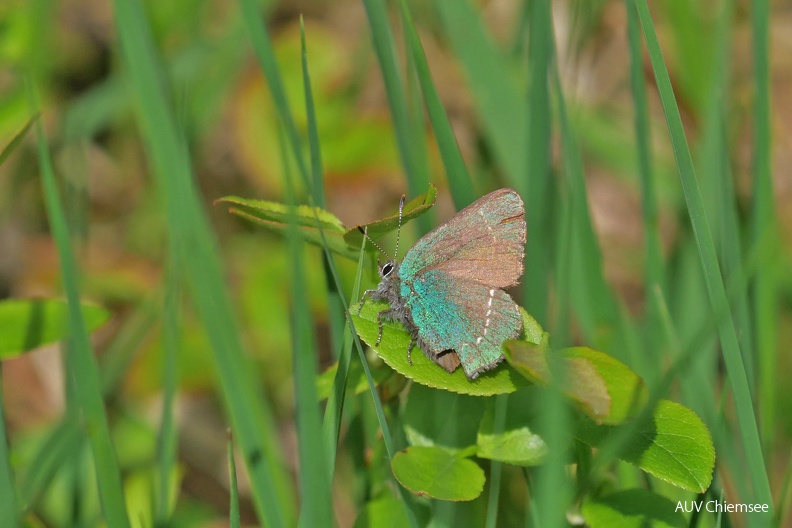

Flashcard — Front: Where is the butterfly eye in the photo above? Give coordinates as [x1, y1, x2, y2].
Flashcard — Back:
[382, 262, 394, 277]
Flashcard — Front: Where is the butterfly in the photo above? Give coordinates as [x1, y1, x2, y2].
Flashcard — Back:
[359, 188, 525, 379]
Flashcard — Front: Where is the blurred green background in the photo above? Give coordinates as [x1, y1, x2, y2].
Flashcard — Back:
[1, 0, 791, 526]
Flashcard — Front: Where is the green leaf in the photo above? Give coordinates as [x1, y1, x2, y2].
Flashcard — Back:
[0, 299, 111, 360]
[218, 196, 360, 259]
[476, 389, 548, 467]
[218, 186, 437, 261]
[562, 347, 647, 424]
[352, 301, 530, 396]
[403, 383, 486, 451]
[504, 342, 649, 425]
[576, 400, 715, 492]
[353, 496, 412, 528]
[391, 446, 484, 501]
[582, 489, 686, 528]
[216, 196, 346, 232]
[504, 339, 609, 423]
[228, 210, 356, 260]
[342, 184, 437, 247]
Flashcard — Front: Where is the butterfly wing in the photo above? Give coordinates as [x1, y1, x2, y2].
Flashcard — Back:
[398, 189, 526, 378]
[400, 189, 525, 289]
[402, 269, 522, 378]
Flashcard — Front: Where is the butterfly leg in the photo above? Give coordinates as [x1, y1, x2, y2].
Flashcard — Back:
[375, 308, 393, 346]
[406, 336, 416, 365]
[358, 289, 377, 314]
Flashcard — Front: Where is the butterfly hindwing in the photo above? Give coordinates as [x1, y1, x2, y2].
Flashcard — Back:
[402, 269, 522, 378]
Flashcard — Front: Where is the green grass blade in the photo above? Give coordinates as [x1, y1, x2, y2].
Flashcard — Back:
[228, 433, 241, 528]
[399, 0, 475, 210]
[633, 0, 773, 511]
[30, 85, 131, 528]
[321, 237, 367, 485]
[690, 3, 757, 500]
[431, 0, 527, 186]
[523, 0, 554, 324]
[539, 38, 586, 528]
[99, 298, 158, 397]
[533, 366, 572, 528]
[300, 18, 344, 364]
[695, 0, 755, 394]
[237, 0, 309, 187]
[0, 365, 20, 527]
[625, 0, 665, 370]
[112, 0, 295, 525]
[301, 17, 325, 210]
[749, 0, 778, 456]
[0, 115, 36, 167]
[313, 228, 419, 526]
[279, 109, 333, 528]
[18, 414, 82, 507]
[305, 221, 420, 526]
[362, 0, 431, 233]
[552, 69, 622, 355]
[155, 254, 180, 526]
[405, 40, 432, 211]
[484, 394, 508, 528]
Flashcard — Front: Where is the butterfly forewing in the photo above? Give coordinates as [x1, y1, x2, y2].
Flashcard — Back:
[400, 189, 525, 289]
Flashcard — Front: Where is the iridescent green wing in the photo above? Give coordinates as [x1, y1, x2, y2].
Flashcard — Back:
[403, 270, 522, 378]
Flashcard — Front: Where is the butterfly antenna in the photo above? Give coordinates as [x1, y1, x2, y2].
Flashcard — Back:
[357, 226, 392, 260]
[394, 194, 406, 259]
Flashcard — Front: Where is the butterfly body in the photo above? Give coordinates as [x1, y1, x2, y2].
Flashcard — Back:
[362, 189, 526, 379]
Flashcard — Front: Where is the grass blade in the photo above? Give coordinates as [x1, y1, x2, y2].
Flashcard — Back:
[0, 365, 20, 527]
[299, 18, 345, 366]
[281, 51, 333, 523]
[625, 0, 665, 371]
[228, 432, 241, 528]
[749, 0, 778, 456]
[431, 0, 527, 186]
[362, 0, 432, 233]
[399, 0, 475, 210]
[0, 115, 36, 167]
[523, 0, 554, 324]
[321, 237, 368, 484]
[633, 0, 773, 512]
[237, 0, 309, 187]
[111, 0, 295, 524]
[29, 84, 131, 527]
[155, 254, 180, 526]
[484, 394, 508, 528]
[552, 68, 622, 356]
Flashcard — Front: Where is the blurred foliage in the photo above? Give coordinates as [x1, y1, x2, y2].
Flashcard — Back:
[0, 0, 791, 526]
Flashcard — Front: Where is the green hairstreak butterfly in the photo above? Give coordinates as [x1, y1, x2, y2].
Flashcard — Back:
[359, 189, 525, 379]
